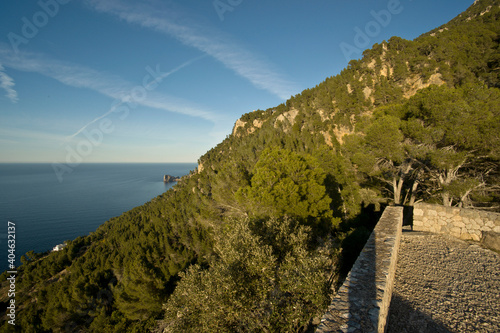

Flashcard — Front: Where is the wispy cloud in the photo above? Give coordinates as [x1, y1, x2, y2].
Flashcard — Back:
[0, 45, 218, 134]
[0, 64, 18, 103]
[65, 54, 211, 140]
[0, 127, 67, 143]
[86, 0, 299, 100]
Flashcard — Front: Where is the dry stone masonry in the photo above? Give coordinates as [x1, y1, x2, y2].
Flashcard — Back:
[316, 206, 403, 333]
[413, 203, 500, 251]
[317, 203, 499, 332]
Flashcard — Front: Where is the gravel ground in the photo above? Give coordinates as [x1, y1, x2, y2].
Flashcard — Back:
[387, 230, 500, 333]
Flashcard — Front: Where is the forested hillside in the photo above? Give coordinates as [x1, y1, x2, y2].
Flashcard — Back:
[1, 0, 499, 332]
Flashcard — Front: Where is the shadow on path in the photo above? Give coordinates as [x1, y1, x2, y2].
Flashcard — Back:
[387, 293, 452, 333]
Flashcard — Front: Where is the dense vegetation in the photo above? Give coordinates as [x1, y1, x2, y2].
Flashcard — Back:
[1, 0, 499, 331]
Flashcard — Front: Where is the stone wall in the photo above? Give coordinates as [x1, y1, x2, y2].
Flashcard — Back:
[413, 203, 500, 242]
[316, 206, 403, 333]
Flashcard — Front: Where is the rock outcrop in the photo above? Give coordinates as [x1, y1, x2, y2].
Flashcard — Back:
[163, 175, 181, 183]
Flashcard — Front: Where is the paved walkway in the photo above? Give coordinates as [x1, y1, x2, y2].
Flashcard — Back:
[387, 230, 500, 333]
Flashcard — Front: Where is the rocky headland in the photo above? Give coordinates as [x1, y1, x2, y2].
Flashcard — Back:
[163, 175, 181, 183]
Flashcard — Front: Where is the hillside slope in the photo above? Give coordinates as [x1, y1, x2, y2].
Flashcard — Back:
[1, 0, 499, 332]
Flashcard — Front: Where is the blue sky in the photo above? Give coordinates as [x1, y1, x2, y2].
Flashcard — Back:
[0, 0, 473, 163]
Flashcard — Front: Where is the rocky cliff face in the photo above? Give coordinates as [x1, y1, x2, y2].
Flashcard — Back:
[226, 0, 498, 150]
[163, 175, 181, 183]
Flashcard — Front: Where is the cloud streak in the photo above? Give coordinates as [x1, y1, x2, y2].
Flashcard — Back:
[86, 0, 299, 100]
[65, 54, 209, 140]
[0, 127, 67, 143]
[0, 64, 18, 103]
[0, 45, 218, 134]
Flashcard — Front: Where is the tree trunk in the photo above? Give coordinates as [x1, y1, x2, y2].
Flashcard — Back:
[408, 180, 419, 206]
[439, 169, 456, 206]
[393, 176, 404, 205]
[442, 192, 453, 206]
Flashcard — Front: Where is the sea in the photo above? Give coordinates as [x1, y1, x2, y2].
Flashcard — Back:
[0, 163, 196, 272]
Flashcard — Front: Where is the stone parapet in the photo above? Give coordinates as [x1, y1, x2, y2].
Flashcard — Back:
[412, 203, 500, 242]
[316, 206, 403, 333]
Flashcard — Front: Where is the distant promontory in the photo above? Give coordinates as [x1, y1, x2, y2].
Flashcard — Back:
[163, 175, 181, 183]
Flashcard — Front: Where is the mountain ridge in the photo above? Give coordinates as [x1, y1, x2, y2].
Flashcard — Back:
[225, 0, 499, 150]
[1, 1, 499, 331]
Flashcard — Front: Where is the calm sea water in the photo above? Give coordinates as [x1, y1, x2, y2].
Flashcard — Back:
[0, 163, 196, 272]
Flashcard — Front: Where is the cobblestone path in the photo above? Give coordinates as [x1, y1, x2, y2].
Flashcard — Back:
[387, 230, 500, 333]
